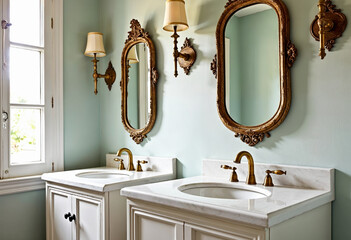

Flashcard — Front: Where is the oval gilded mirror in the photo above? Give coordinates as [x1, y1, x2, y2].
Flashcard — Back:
[121, 19, 158, 144]
[212, 0, 297, 146]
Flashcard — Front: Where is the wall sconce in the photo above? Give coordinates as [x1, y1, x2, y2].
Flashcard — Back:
[310, 0, 347, 59]
[163, 0, 196, 77]
[126, 45, 139, 81]
[127, 45, 139, 64]
[85, 32, 116, 94]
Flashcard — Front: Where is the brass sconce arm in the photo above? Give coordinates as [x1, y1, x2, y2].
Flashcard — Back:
[171, 26, 196, 77]
[91, 53, 116, 95]
[317, 1, 334, 59]
[310, 0, 347, 59]
[171, 26, 180, 77]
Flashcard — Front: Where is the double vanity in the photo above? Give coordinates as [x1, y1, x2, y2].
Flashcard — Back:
[42, 151, 334, 240]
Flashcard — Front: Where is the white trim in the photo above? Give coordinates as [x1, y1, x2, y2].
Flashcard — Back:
[52, 0, 64, 172]
[0, 175, 45, 195]
[225, 37, 230, 113]
[0, 0, 63, 179]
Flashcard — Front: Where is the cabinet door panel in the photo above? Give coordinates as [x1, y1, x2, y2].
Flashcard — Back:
[73, 196, 103, 240]
[133, 210, 183, 240]
[185, 223, 264, 240]
[49, 189, 72, 240]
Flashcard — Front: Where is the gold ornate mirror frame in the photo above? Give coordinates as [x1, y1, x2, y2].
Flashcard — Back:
[121, 19, 159, 144]
[212, 0, 297, 146]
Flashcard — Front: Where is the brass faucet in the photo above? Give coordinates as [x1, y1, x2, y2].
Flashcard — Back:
[136, 160, 148, 172]
[263, 170, 287, 187]
[113, 157, 126, 170]
[116, 148, 135, 171]
[220, 165, 239, 182]
[234, 151, 256, 185]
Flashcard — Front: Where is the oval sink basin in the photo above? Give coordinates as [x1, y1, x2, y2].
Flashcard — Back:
[76, 171, 131, 179]
[178, 183, 271, 200]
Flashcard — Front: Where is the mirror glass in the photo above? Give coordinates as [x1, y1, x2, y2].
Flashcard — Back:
[224, 4, 279, 126]
[126, 42, 151, 129]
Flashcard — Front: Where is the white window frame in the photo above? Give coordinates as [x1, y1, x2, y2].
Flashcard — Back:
[0, 0, 63, 195]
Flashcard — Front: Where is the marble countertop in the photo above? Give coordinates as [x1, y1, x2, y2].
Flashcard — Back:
[42, 155, 176, 192]
[121, 159, 334, 228]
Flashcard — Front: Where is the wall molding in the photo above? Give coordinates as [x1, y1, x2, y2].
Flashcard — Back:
[0, 175, 45, 196]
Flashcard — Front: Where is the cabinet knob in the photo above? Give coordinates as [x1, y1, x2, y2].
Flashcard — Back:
[68, 214, 76, 222]
[64, 212, 71, 219]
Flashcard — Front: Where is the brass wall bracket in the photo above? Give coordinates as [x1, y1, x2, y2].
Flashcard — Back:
[178, 38, 196, 75]
[171, 26, 197, 77]
[310, 0, 347, 59]
[92, 55, 116, 95]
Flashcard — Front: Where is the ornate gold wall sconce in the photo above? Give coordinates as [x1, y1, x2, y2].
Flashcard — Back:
[84, 32, 116, 95]
[310, 0, 347, 59]
[163, 0, 197, 77]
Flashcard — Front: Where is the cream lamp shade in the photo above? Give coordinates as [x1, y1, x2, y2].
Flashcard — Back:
[127, 45, 139, 64]
[84, 32, 106, 57]
[163, 0, 189, 32]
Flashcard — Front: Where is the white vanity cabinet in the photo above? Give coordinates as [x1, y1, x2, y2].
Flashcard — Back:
[46, 183, 126, 240]
[122, 160, 334, 240]
[127, 199, 331, 240]
[131, 209, 184, 240]
[42, 156, 177, 240]
[127, 199, 266, 240]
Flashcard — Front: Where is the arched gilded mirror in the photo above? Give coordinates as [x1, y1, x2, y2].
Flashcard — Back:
[212, 0, 297, 146]
[121, 19, 158, 144]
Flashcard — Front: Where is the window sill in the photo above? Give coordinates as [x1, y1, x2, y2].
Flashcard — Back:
[0, 175, 45, 196]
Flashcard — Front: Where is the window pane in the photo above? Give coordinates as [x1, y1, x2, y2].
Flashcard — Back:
[10, 108, 42, 164]
[10, 47, 42, 104]
[10, 0, 42, 46]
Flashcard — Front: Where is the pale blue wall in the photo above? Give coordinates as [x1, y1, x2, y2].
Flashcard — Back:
[99, 0, 351, 239]
[64, 0, 101, 170]
[239, 9, 280, 126]
[0, 190, 46, 240]
[128, 61, 140, 128]
[225, 15, 242, 122]
[225, 9, 279, 126]
[0, 0, 101, 239]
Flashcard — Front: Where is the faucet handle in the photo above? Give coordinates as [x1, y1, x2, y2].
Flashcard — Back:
[136, 160, 148, 172]
[220, 165, 239, 182]
[263, 170, 287, 187]
[114, 158, 126, 170]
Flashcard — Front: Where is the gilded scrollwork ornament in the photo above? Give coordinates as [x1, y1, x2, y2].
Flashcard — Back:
[211, 54, 217, 79]
[235, 132, 271, 147]
[287, 41, 297, 68]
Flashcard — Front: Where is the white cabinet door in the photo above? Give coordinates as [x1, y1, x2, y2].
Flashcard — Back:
[47, 186, 104, 240]
[132, 210, 183, 240]
[48, 189, 73, 240]
[184, 223, 265, 240]
[73, 195, 103, 240]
